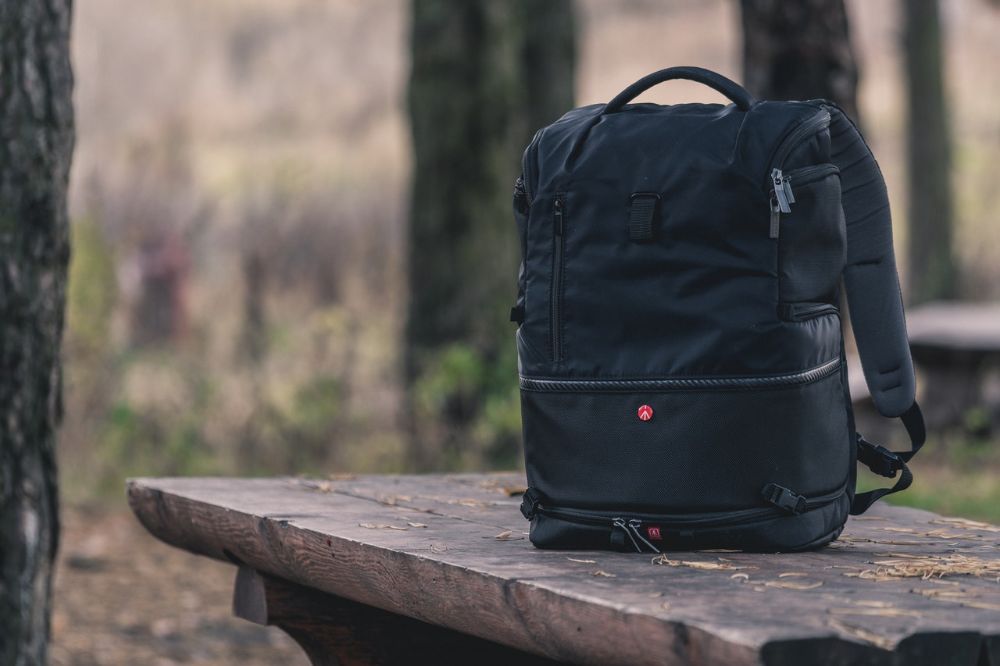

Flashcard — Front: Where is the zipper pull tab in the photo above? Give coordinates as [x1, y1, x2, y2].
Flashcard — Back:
[628, 519, 661, 554]
[613, 517, 642, 552]
[554, 198, 564, 236]
[610, 517, 628, 549]
[771, 169, 792, 213]
[769, 197, 781, 239]
[782, 175, 795, 205]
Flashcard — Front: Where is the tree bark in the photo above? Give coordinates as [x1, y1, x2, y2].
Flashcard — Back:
[0, 0, 75, 663]
[904, 0, 956, 304]
[740, 0, 860, 121]
[405, 0, 574, 468]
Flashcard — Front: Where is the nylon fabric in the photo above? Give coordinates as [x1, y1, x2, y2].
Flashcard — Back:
[511, 67, 922, 552]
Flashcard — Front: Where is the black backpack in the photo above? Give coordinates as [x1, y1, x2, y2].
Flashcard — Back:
[511, 67, 925, 552]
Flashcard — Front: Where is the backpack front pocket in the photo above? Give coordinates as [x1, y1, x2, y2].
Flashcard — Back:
[520, 357, 851, 515]
[769, 164, 846, 304]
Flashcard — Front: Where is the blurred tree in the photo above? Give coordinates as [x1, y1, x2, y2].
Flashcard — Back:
[904, 0, 956, 303]
[740, 0, 859, 121]
[0, 0, 74, 662]
[406, 0, 575, 469]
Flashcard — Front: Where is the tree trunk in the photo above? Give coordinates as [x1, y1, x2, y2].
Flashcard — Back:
[904, 0, 956, 304]
[0, 0, 75, 663]
[740, 0, 860, 121]
[405, 0, 574, 468]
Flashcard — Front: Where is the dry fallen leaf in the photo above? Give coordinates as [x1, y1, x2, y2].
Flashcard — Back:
[845, 554, 1000, 581]
[730, 573, 750, 583]
[429, 544, 448, 553]
[764, 579, 823, 590]
[931, 517, 1000, 533]
[592, 570, 616, 578]
[358, 523, 408, 530]
[912, 587, 1000, 611]
[652, 555, 752, 571]
[828, 607, 920, 617]
[778, 572, 809, 578]
[407, 522, 427, 528]
[567, 557, 597, 564]
[446, 497, 493, 508]
[491, 530, 524, 541]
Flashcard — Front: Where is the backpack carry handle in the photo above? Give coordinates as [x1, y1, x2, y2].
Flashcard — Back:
[604, 66, 755, 114]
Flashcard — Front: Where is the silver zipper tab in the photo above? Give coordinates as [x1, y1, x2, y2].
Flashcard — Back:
[769, 197, 781, 239]
[771, 168, 792, 213]
[613, 517, 642, 552]
[782, 176, 795, 205]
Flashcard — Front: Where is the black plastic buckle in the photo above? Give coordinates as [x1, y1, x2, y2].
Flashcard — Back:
[856, 434, 902, 478]
[520, 488, 542, 520]
[761, 483, 808, 515]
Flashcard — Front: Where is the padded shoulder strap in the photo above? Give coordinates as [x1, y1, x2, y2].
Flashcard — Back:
[825, 104, 926, 514]
[827, 105, 915, 418]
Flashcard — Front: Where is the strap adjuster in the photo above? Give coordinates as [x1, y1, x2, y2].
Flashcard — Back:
[762, 483, 807, 514]
[856, 433, 902, 478]
[520, 488, 542, 520]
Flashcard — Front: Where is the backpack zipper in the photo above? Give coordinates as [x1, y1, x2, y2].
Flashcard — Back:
[765, 109, 833, 239]
[531, 484, 845, 553]
[513, 175, 529, 214]
[550, 195, 565, 361]
[521, 128, 544, 206]
[766, 109, 831, 184]
[778, 302, 840, 322]
[520, 356, 840, 393]
[767, 163, 840, 239]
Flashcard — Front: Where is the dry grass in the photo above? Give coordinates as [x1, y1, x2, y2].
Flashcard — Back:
[844, 553, 1000, 582]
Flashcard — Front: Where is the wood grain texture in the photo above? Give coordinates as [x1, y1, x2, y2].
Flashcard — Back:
[233, 565, 560, 665]
[128, 474, 1000, 666]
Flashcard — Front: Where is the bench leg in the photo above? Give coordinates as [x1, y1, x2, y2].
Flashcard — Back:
[232, 566, 560, 666]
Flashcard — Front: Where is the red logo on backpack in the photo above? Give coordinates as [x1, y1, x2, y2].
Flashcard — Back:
[637, 404, 654, 421]
[647, 526, 662, 541]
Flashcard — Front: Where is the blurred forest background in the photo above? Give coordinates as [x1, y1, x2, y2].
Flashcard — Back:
[63, 0, 1000, 509]
[34, 0, 1000, 661]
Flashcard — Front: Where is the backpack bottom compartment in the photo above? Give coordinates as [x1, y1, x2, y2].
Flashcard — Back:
[525, 492, 850, 553]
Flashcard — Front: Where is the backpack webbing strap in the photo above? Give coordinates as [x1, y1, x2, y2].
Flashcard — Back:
[851, 402, 926, 515]
[825, 104, 927, 514]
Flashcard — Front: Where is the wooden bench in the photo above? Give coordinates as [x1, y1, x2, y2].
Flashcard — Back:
[128, 474, 1000, 666]
[906, 302, 1000, 430]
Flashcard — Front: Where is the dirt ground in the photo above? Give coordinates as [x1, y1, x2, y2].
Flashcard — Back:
[50, 503, 309, 666]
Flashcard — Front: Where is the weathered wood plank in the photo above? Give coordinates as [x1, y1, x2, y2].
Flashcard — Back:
[128, 475, 1000, 666]
[233, 565, 561, 665]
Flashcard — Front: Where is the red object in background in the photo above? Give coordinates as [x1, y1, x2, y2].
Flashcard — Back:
[637, 404, 654, 421]
[647, 526, 662, 541]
